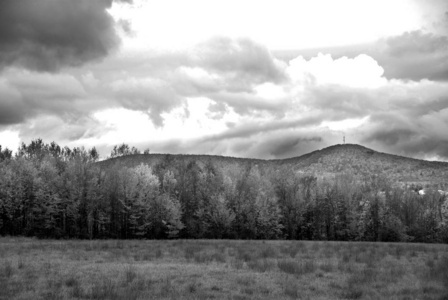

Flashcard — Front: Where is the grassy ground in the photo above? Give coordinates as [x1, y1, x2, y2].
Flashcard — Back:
[0, 238, 447, 300]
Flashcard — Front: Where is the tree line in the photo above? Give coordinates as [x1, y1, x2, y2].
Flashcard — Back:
[0, 139, 447, 242]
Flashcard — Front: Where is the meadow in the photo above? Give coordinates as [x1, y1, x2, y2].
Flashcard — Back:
[0, 238, 447, 300]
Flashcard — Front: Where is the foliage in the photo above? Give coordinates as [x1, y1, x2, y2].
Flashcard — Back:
[0, 139, 447, 242]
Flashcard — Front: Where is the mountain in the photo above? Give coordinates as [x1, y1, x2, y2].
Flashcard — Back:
[98, 144, 448, 189]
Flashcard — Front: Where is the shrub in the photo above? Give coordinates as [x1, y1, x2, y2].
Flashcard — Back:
[17, 256, 25, 269]
[89, 277, 118, 300]
[427, 255, 448, 286]
[155, 248, 163, 259]
[319, 261, 334, 272]
[283, 279, 299, 299]
[125, 265, 137, 284]
[1, 261, 14, 278]
[184, 245, 201, 261]
[65, 275, 79, 287]
[260, 246, 278, 259]
[160, 277, 173, 297]
[303, 260, 317, 273]
[277, 259, 300, 275]
[247, 259, 275, 272]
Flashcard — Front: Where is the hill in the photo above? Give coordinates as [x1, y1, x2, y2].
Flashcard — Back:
[98, 144, 448, 189]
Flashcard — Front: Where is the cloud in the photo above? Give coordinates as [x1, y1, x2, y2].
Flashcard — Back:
[2, 29, 448, 161]
[209, 91, 289, 116]
[195, 37, 287, 87]
[206, 101, 228, 120]
[103, 37, 289, 125]
[199, 115, 324, 144]
[16, 115, 103, 145]
[0, 37, 289, 133]
[0, 0, 131, 72]
[0, 79, 24, 125]
[374, 30, 448, 81]
[130, 129, 325, 160]
[279, 53, 448, 160]
[359, 82, 448, 160]
[109, 77, 181, 126]
[362, 118, 448, 161]
[201, 130, 326, 159]
[287, 53, 386, 88]
[275, 8, 448, 83]
[0, 68, 89, 125]
[302, 85, 376, 119]
[266, 135, 322, 158]
[173, 37, 288, 95]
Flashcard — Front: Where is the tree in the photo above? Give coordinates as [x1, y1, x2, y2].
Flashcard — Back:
[110, 143, 140, 158]
[205, 194, 235, 238]
[274, 170, 302, 239]
[0, 145, 12, 161]
[176, 160, 203, 238]
[127, 164, 159, 238]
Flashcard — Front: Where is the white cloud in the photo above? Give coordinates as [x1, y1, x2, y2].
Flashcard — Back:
[320, 116, 370, 131]
[287, 54, 387, 88]
[91, 97, 237, 148]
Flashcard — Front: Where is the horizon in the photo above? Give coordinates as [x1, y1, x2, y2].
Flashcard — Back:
[1, 0, 448, 162]
[8, 139, 448, 164]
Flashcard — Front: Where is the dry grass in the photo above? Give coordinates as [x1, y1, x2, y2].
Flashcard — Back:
[0, 237, 447, 299]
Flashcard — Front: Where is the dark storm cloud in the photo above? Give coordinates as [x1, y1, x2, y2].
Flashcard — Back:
[209, 92, 288, 116]
[375, 30, 448, 81]
[266, 136, 322, 158]
[207, 131, 324, 159]
[363, 123, 448, 160]
[304, 85, 377, 118]
[110, 77, 181, 126]
[174, 37, 287, 95]
[17, 115, 104, 144]
[202, 116, 322, 143]
[402, 139, 448, 160]
[196, 37, 287, 86]
[0, 69, 89, 125]
[361, 95, 448, 160]
[0, 78, 25, 124]
[0, 0, 131, 72]
[364, 126, 416, 147]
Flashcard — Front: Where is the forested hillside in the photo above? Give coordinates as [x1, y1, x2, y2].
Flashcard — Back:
[1, 139, 448, 242]
[101, 144, 448, 190]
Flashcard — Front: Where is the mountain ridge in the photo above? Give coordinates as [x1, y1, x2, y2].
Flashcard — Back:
[98, 144, 448, 189]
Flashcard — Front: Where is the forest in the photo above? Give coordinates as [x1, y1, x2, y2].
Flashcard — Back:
[0, 139, 447, 243]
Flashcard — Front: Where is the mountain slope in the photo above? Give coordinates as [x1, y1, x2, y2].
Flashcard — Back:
[275, 144, 448, 185]
[98, 144, 448, 188]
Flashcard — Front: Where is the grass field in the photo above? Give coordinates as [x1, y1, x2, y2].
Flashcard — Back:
[0, 238, 447, 299]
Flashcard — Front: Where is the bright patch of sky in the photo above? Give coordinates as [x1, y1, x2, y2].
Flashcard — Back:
[109, 0, 422, 51]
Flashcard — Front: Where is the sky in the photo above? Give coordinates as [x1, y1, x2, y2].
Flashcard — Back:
[1, 0, 448, 161]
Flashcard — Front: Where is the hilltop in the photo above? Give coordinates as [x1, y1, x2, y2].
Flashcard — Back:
[98, 144, 448, 189]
